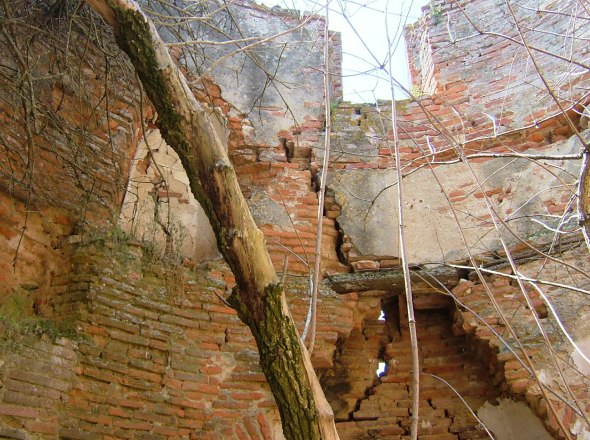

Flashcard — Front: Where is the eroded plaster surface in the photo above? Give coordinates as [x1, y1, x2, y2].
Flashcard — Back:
[161, 1, 328, 147]
[329, 133, 584, 264]
[119, 130, 219, 260]
[478, 399, 553, 440]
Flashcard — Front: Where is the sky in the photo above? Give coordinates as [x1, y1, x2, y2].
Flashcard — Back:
[261, 0, 430, 102]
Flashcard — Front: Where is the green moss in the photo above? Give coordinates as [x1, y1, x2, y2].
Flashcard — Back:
[430, 4, 442, 25]
[229, 283, 321, 439]
[82, 224, 136, 265]
[329, 101, 339, 115]
[108, 2, 221, 252]
[395, 98, 411, 114]
[104, 224, 133, 247]
[0, 292, 81, 349]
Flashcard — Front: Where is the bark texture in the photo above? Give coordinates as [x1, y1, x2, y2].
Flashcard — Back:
[84, 1, 339, 439]
[578, 151, 590, 251]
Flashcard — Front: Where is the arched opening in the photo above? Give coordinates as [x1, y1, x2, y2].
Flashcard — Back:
[119, 129, 219, 261]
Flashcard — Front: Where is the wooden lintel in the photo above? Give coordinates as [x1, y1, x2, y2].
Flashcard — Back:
[326, 266, 459, 295]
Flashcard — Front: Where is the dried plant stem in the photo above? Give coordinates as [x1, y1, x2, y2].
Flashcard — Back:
[386, 12, 419, 439]
[306, 0, 331, 354]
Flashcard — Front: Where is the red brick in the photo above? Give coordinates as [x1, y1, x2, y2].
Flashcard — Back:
[166, 397, 206, 409]
[352, 260, 380, 272]
[510, 378, 533, 394]
[205, 304, 237, 315]
[0, 225, 17, 239]
[257, 413, 273, 440]
[0, 403, 38, 418]
[113, 420, 152, 430]
[25, 420, 57, 434]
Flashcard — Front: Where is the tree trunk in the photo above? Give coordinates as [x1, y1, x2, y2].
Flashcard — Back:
[84, 1, 339, 439]
[578, 151, 590, 252]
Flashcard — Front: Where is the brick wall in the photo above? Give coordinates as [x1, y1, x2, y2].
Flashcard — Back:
[0, 239, 357, 439]
[334, 305, 499, 440]
[451, 245, 590, 438]
[0, 238, 526, 440]
[0, 9, 140, 225]
[0, 4, 143, 312]
[0, 0, 589, 439]
[405, 0, 590, 132]
[7, 237, 582, 439]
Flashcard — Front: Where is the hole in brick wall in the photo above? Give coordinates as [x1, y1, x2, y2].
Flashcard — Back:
[456, 266, 470, 281]
[280, 137, 295, 162]
[375, 298, 400, 378]
[334, 219, 347, 265]
[382, 296, 401, 337]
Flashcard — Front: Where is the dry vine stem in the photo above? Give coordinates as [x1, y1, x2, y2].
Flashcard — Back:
[304, 0, 332, 354]
[418, 147, 582, 438]
[385, 7, 420, 439]
[84, 1, 339, 438]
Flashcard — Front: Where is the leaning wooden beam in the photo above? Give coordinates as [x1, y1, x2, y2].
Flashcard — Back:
[84, 1, 339, 438]
[578, 152, 590, 252]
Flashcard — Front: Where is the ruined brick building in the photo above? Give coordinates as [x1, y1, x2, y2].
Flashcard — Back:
[0, 0, 589, 438]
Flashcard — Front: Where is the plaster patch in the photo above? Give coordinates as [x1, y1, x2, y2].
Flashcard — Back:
[247, 190, 293, 230]
[119, 129, 219, 261]
[329, 136, 580, 264]
[571, 336, 590, 376]
[477, 399, 552, 440]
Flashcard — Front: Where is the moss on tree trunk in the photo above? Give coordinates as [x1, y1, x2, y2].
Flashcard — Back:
[84, 1, 339, 438]
[230, 284, 321, 439]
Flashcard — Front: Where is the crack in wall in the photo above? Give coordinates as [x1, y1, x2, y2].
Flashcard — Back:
[348, 296, 400, 423]
[323, 293, 506, 439]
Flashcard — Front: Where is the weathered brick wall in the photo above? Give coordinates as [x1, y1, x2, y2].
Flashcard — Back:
[405, 0, 590, 134]
[451, 245, 590, 438]
[316, 1, 590, 438]
[0, 6, 353, 431]
[0, 240, 357, 439]
[324, 107, 585, 265]
[334, 305, 499, 440]
[0, 8, 140, 224]
[327, 102, 583, 172]
[0, 238, 521, 440]
[322, 0, 590, 266]
[0, 191, 76, 303]
[0, 0, 588, 439]
[0, 4, 142, 308]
